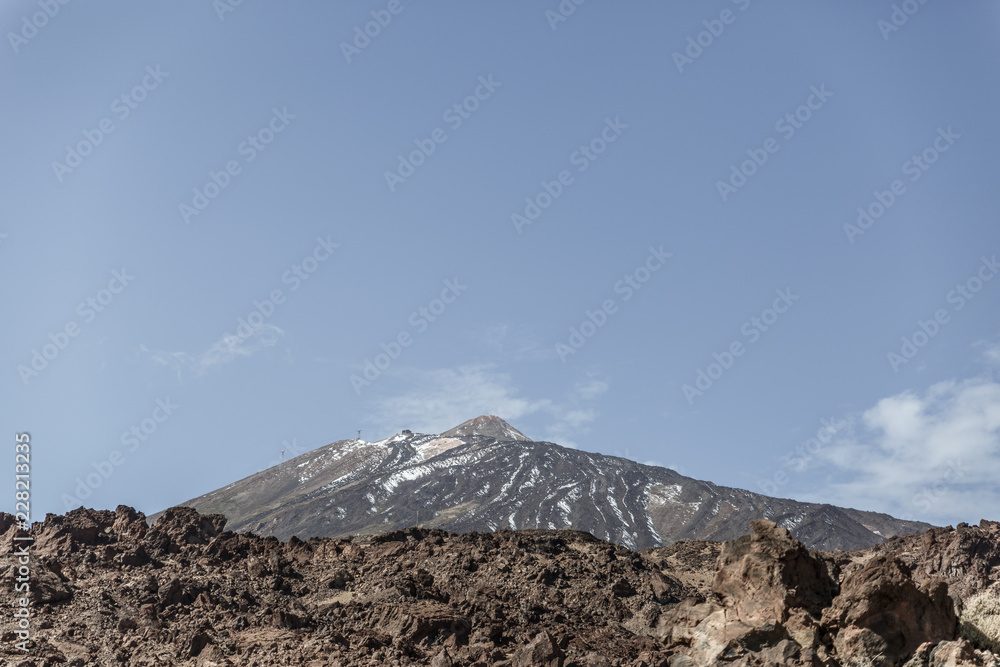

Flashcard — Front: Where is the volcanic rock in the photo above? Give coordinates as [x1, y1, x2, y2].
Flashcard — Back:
[1, 507, 997, 666]
[823, 555, 957, 665]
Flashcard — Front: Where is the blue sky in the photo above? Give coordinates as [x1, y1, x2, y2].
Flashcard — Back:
[3, 1, 999, 529]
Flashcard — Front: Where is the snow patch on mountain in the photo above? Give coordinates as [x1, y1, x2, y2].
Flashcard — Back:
[415, 437, 465, 461]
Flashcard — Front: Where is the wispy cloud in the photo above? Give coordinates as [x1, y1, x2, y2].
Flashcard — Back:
[365, 364, 607, 447]
[141, 324, 284, 381]
[466, 323, 556, 362]
[975, 337, 1000, 370]
[805, 369, 1000, 525]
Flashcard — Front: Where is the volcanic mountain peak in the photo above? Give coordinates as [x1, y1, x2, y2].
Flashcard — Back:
[165, 413, 931, 552]
[440, 414, 531, 442]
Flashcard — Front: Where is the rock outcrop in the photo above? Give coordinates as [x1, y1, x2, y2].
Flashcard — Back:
[823, 555, 956, 665]
[631, 520, 980, 666]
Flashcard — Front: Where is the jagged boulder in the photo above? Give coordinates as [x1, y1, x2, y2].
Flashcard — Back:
[111, 505, 149, 541]
[29, 507, 116, 555]
[712, 519, 839, 626]
[11, 505, 151, 559]
[901, 639, 995, 666]
[656, 520, 838, 665]
[143, 506, 227, 554]
[379, 600, 470, 643]
[823, 554, 958, 665]
[871, 520, 1000, 604]
[512, 630, 564, 667]
[0, 512, 18, 537]
[658, 520, 965, 666]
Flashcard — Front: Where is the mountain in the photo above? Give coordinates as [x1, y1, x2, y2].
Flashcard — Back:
[159, 415, 931, 551]
[441, 414, 531, 441]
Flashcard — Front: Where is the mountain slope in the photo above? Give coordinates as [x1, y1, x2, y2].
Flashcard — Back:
[162, 416, 931, 551]
[440, 414, 531, 441]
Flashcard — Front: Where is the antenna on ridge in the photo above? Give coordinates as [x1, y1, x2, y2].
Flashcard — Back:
[356, 429, 362, 441]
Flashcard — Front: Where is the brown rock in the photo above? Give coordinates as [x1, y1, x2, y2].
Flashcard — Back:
[869, 520, 1000, 602]
[611, 577, 637, 597]
[30, 507, 116, 555]
[431, 646, 455, 667]
[4, 505, 995, 667]
[112, 505, 149, 541]
[381, 600, 470, 643]
[647, 570, 682, 602]
[184, 631, 211, 658]
[30, 559, 72, 604]
[581, 651, 611, 666]
[824, 554, 958, 665]
[145, 506, 227, 554]
[116, 616, 138, 632]
[513, 631, 563, 666]
[901, 639, 983, 666]
[712, 519, 838, 626]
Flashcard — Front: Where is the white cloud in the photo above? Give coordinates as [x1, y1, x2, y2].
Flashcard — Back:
[366, 364, 607, 447]
[976, 338, 1000, 369]
[198, 325, 282, 371]
[573, 376, 609, 401]
[142, 324, 284, 380]
[806, 375, 1000, 525]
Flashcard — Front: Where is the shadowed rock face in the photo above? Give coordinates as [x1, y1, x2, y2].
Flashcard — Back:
[712, 520, 840, 625]
[159, 415, 932, 552]
[2, 508, 997, 666]
[823, 555, 956, 665]
[864, 520, 1000, 603]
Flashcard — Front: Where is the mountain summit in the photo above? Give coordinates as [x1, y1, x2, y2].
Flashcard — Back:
[440, 414, 530, 442]
[159, 417, 931, 551]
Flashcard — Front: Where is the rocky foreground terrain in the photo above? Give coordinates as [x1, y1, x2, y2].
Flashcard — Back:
[2, 507, 999, 666]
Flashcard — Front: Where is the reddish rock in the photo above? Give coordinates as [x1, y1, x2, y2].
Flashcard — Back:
[2, 506, 997, 666]
[712, 519, 838, 625]
[513, 631, 563, 666]
[823, 554, 958, 665]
